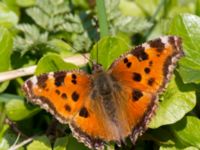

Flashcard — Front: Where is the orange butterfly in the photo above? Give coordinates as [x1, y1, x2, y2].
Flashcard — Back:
[23, 36, 184, 150]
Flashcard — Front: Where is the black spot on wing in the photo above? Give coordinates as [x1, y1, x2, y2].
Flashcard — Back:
[144, 67, 150, 74]
[123, 57, 132, 68]
[71, 74, 77, 84]
[54, 71, 66, 87]
[148, 78, 155, 86]
[79, 107, 89, 118]
[132, 45, 148, 61]
[65, 104, 71, 112]
[149, 61, 153, 66]
[123, 58, 128, 63]
[55, 89, 60, 95]
[132, 89, 143, 101]
[126, 62, 132, 68]
[37, 74, 48, 88]
[132, 73, 142, 82]
[72, 74, 77, 79]
[149, 38, 165, 52]
[61, 93, 67, 99]
[71, 80, 77, 84]
[71, 91, 79, 102]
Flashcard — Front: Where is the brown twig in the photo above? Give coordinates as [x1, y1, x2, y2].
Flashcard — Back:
[0, 54, 89, 83]
[5, 118, 28, 138]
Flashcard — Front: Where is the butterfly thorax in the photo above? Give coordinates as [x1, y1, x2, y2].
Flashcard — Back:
[91, 71, 120, 122]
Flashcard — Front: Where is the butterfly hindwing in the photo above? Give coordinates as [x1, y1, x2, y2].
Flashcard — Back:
[108, 36, 184, 142]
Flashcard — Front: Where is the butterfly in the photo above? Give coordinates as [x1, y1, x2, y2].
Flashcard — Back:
[23, 36, 184, 150]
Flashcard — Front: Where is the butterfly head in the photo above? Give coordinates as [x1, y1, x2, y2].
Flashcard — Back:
[92, 63, 103, 73]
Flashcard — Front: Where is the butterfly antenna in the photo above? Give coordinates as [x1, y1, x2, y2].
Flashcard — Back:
[67, 43, 93, 65]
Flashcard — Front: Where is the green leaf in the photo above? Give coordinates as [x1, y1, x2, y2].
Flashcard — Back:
[35, 53, 78, 75]
[48, 39, 74, 57]
[0, 27, 13, 92]
[90, 36, 129, 70]
[5, 99, 40, 121]
[0, 93, 23, 103]
[27, 136, 51, 150]
[169, 14, 200, 84]
[170, 116, 200, 149]
[66, 135, 89, 150]
[0, 27, 12, 70]
[119, 0, 145, 17]
[134, 0, 160, 17]
[160, 145, 198, 150]
[196, 0, 200, 16]
[54, 136, 68, 150]
[0, 124, 9, 141]
[0, 2, 18, 28]
[16, 0, 35, 7]
[149, 75, 196, 128]
[105, 0, 152, 35]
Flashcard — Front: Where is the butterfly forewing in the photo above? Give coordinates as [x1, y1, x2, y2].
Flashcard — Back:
[23, 71, 92, 123]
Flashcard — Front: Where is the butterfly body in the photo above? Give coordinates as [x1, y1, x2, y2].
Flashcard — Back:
[23, 36, 184, 150]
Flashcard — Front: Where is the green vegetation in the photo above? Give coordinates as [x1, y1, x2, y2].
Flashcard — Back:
[0, 0, 200, 149]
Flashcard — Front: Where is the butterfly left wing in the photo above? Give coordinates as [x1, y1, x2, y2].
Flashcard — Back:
[108, 36, 184, 143]
[23, 70, 92, 123]
[23, 71, 123, 150]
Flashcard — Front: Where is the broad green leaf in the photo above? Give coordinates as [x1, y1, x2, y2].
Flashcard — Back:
[170, 116, 200, 149]
[146, 127, 176, 146]
[160, 145, 198, 150]
[114, 16, 152, 35]
[48, 39, 74, 57]
[27, 136, 51, 150]
[54, 136, 68, 150]
[5, 99, 40, 121]
[119, 0, 145, 17]
[0, 27, 13, 92]
[35, 53, 78, 75]
[169, 14, 200, 83]
[90, 36, 129, 70]
[66, 135, 89, 150]
[0, 2, 18, 28]
[0, 104, 6, 134]
[196, 0, 200, 16]
[0, 124, 9, 141]
[105, 144, 115, 150]
[149, 75, 196, 128]
[0, 137, 10, 150]
[134, 0, 159, 17]
[0, 93, 23, 103]
[16, 0, 35, 7]
[2, 0, 20, 15]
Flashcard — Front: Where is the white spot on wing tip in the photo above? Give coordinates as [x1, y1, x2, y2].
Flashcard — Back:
[31, 76, 38, 85]
[48, 72, 54, 79]
[161, 36, 169, 44]
[142, 43, 150, 49]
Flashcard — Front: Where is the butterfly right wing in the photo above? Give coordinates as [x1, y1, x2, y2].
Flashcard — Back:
[108, 36, 184, 143]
